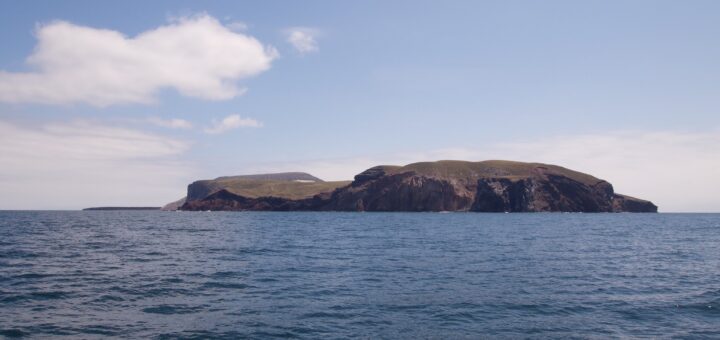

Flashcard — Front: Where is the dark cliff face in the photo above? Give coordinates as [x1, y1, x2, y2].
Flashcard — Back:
[180, 161, 658, 212]
[323, 166, 655, 212]
[326, 171, 476, 211]
[187, 180, 216, 202]
[181, 189, 331, 211]
[611, 194, 658, 213]
[471, 175, 615, 212]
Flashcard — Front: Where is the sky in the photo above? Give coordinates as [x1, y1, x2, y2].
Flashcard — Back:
[0, 0, 719, 211]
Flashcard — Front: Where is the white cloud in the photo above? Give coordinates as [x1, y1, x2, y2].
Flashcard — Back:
[242, 130, 720, 212]
[0, 14, 277, 106]
[286, 28, 319, 54]
[0, 120, 193, 209]
[148, 117, 193, 129]
[227, 21, 248, 31]
[204, 114, 262, 134]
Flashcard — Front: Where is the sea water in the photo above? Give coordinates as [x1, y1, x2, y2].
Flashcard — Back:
[0, 211, 718, 338]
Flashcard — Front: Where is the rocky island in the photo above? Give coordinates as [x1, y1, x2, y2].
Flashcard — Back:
[175, 160, 657, 212]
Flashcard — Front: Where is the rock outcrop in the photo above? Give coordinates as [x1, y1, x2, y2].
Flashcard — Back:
[161, 197, 186, 211]
[611, 194, 658, 213]
[181, 189, 331, 211]
[180, 161, 658, 212]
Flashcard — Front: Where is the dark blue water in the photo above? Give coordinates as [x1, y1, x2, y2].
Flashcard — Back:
[1, 212, 719, 338]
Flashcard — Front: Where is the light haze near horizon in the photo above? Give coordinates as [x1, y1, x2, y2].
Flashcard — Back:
[1, 0, 719, 212]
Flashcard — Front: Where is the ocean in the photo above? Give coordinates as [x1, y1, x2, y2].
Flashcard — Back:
[0, 211, 718, 338]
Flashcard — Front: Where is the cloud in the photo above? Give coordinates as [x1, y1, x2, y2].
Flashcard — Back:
[204, 114, 262, 134]
[227, 21, 248, 31]
[0, 120, 193, 209]
[0, 14, 277, 106]
[240, 130, 720, 212]
[286, 28, 319, 54]
[148, 117, 193, 129]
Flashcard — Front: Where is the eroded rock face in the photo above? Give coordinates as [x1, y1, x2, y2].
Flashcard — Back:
[351, 166, 397, 187]
[180, 190, 332, 211]
[161, 197, 186, 211]
[324, 170, 652, 212]
[180, 161, 658, 212]
[612, 194, 658, 213]
[471, 176, 616, 212]
[327, 172, 476, 211]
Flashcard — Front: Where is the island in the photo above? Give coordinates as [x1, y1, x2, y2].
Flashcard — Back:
[170, 160, 657, 212]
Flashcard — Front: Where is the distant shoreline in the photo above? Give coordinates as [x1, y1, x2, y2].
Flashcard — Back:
[82, 207, 161, 211]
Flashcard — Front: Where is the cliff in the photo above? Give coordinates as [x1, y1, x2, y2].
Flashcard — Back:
[179, 161, 657, 212]
[161, 197, 186, 211]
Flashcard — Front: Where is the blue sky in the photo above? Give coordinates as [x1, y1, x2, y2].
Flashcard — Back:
[1, 0, 719, 211]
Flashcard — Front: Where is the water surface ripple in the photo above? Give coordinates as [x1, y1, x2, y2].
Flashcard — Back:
[0, 212, 719, 338]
